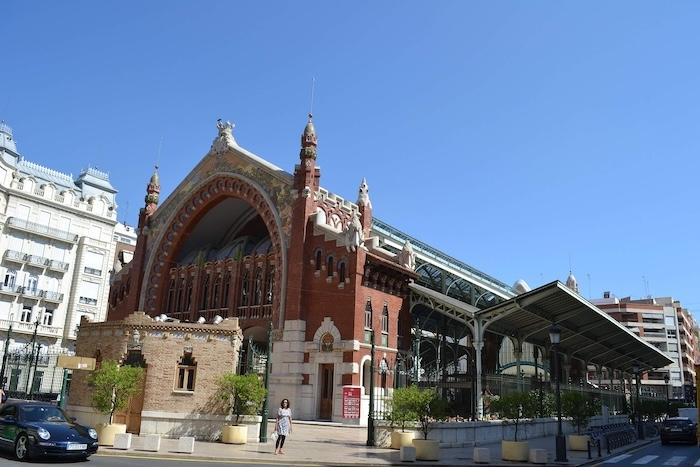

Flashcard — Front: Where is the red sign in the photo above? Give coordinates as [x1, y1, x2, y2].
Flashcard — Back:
[342, 386, 361, 419]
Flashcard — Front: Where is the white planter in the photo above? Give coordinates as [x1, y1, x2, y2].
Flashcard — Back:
[221, 425, 248, 444]
[390, 431, 415, 449]
[501, 440, 529, 462]
[413, 439, 440, 461]
[96, 423, 127, 446]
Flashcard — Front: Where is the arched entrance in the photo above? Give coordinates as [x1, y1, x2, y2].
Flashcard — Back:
[142, 174, 287, 329]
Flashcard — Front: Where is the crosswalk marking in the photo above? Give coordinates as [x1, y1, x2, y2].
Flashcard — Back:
[694, 457, 700, 466]
[663, 456, 686, 466]
[604, 454, 632, 463]
[632, 455, 659, 464]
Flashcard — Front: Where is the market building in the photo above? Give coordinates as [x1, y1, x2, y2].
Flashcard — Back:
[107, 116, 672, 424]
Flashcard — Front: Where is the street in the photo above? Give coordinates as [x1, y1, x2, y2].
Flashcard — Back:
[596, 441, 700, 466]
[0, 452, 322, 467]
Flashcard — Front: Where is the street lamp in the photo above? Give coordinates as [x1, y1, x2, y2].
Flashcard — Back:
[664, 373, 670, 418]
[632, 364, 643, 440]
[549, 324, 567, 463]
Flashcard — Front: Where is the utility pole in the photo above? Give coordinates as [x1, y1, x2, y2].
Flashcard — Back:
[0, 324, 12, 389]
[23, 320, 40, 398]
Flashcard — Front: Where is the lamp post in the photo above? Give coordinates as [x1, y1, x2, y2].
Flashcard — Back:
[366, 329, 376, 446]
[632, 364, 643, 440]
[258, 322, 272, 443]
[664, 373, 670, 418]
[549, 324, 567, 463]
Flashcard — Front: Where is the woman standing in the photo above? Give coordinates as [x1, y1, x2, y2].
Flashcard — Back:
[274, 399, 292, 455]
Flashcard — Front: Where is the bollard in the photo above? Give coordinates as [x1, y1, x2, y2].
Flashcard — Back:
[587, 440, 591, 460]
[597, 440, 602, 457]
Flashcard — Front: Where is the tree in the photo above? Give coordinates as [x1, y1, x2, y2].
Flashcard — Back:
[529, 389, 555, 418]
[389, 387, 418, 432]
[561, 392, 601, 434]
[490, 392, 535, 441]
[89, 360, 144, 425]
[217, 373, 267, 425]
[392, 386, 445, 440]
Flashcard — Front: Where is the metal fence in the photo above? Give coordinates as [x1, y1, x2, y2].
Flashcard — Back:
[0, 349, 71, 401]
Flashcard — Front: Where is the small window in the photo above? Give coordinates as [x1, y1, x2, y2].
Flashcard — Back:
[20, 305, 32, 323]
[327, 256, 334, 278]
[338, 262, 346, 283]
[42, 309, 54, 326]
[4, 268, 16, 288]
[315, 250, 322, 271]
[176, 352, 197, 392]
[364, 299, 373, 329]
[381, 304, 389, 333]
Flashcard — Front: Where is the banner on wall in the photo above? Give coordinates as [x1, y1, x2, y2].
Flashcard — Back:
[342, 386, 361, 419]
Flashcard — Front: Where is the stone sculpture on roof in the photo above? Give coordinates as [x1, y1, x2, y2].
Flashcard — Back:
[345, 210, 365, 252]
[398, 240, 416, 270]
[211, 119, 236, 154]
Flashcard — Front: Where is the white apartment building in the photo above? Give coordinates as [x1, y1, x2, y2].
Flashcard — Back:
[592, 292, 697, 401]
[0, 121, 119, 394]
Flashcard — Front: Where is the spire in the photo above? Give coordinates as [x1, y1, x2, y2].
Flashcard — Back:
[0, 121, 18, 155]
[566, 271, 579, 294]
[144, 165, 160, 217]
[300, 113, 317, 160]
[357, 177, 371, 208]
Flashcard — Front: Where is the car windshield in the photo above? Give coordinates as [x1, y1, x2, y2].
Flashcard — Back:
[20, 406, 68, 423]
[664, 419, 692, 428]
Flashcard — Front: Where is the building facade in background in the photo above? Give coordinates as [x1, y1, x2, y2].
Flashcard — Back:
[592, 292, 698, 402]
[0, 121, 119, 395]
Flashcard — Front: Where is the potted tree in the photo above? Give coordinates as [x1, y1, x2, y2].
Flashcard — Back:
[89, 360, 144, 446]
[388, 387, 417, 449]
[404, 386, 445, 461]
[217, 373, 267, 444]
[562, 392, 601, 451]
[490, 391, 535, 461]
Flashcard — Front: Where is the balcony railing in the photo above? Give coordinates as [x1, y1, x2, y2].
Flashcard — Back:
[6, 217, 78, 243]
[25, 255, 48, 268]
[79, 296, 98, 306]
[83, 267, 102, 276]
[3, 250, 25, 264]
[42, 290, 64, 302]
[0, 284, 20, 295]
[19, 287, 42, 299]
[0, 318, 60, 336]
[47, 259, 69, 272]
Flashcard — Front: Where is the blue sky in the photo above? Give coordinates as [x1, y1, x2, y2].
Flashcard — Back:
[3, 2, 699, 313]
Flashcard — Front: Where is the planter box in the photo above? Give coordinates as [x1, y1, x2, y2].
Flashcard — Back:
[501, 440, 529, 462]
[222, 425, 248, 444]
[568, 434, 590, 451]
[96, 423, 126, 446]
[413, 439, 440, 461]
[390, 431, 415, 449]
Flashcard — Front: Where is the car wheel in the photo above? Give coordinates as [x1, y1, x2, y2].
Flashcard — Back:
[14, 433, 29, 461]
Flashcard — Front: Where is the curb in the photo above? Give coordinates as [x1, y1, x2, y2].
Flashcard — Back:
[575, 438, 658, 467]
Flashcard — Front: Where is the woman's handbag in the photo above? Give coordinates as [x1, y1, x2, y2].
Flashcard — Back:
[271, 431, 278, 442]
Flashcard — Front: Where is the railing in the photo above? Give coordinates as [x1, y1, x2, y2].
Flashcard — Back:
[0, 319, 60, 336]
[84, 267, 102, 276]
[42, 290, 64, 302]
[79, 296, 98, 306]
[236, 304, 273, 320]
[6, 217, 78, 243]
[54, 194, 65, 203]
[0, 284, 20, 294]
[34, 188, 45, 197]
[25, 255, 48, 268]
[3, 250, 25, 262]
[47, 259, 69, 272]
[19, 287, 42, 299]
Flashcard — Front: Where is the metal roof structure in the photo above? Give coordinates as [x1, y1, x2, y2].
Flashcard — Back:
[409, 280, 673, 372]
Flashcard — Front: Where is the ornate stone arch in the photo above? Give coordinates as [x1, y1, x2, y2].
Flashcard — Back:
[313, 317, 342, 345]
[140, 172, 288, 327]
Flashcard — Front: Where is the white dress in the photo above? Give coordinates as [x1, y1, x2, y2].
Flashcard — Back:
[277, 408, 292, 436]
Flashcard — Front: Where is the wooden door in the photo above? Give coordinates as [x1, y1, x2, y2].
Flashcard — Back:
[114, 368, 146, 434]
[319, 364, 334, 420]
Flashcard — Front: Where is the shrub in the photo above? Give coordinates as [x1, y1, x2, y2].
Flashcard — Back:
[490, 391, 535, 441]
[389, 387, 418, 432]
[89, 360, 144, 425]
[217, 373, 267, 425]
[561, 392, 601, 434]
[529, 389, 555, 418]
[391, 386, 445, 440]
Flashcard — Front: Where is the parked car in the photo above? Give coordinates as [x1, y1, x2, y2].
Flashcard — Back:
[0, 400, 99, 460]
[660, 417, 697, 445]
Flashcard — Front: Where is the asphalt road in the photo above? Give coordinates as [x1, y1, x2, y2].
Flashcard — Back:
[594, 441, 700, 466]
[0, 451, 323, 467]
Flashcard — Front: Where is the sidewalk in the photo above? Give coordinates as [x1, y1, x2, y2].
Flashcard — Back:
[96, 422, 657, 466]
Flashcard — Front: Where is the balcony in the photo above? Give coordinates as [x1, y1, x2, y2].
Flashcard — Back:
[47, 259, 69, 273]
[0, 318, 60, 337]
[83, 267, 102, 276]
[3, 250, 25, 264]
[41, 290, 64, 303]
[6, 217, 78, 243]
[0, 284, 20, 296]
[19, 286, 42, 300]
[25, 254, 48, 268]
